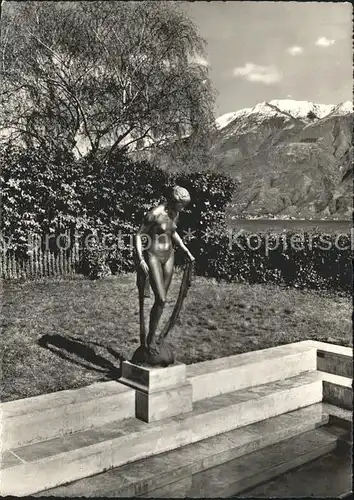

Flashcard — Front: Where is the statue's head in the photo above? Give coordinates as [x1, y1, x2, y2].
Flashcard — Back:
[168, 185, 191, 211]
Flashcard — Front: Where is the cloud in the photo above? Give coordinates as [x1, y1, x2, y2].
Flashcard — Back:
[315, 36, 335, 47]
[233, 63, 282, 85]
[287, 46, 304, 56]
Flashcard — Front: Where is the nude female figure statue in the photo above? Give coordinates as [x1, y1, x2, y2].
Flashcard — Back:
[133, 186, 194, 365]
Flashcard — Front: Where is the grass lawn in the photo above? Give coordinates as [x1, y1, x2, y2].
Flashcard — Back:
[1, 273, 352, 402]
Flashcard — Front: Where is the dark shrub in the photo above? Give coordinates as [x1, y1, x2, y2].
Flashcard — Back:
[1, 144, 350, 292]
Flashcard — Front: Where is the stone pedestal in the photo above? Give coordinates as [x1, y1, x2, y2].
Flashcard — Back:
[119, 361, 193, 422]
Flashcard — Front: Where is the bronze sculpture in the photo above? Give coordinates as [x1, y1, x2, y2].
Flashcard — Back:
[132, 186, 195, 367]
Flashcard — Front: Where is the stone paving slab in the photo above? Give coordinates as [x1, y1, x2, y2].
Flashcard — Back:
[189, 349, 317, 402]
[1, 381, 131, 416]
[1, 381, 135, 451]
[186, 341, 316, 377]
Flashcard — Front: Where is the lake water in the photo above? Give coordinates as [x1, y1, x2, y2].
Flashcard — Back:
[227, 218, 352, 233]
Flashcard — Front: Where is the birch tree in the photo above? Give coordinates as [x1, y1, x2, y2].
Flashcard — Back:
[1, 1, 215, 163]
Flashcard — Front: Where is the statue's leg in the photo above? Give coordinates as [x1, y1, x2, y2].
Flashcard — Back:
[163, 250, 174, 294]
[146, 254, 166, 352]
[136, 268, 147, 346]
[156, 252, 174, 343]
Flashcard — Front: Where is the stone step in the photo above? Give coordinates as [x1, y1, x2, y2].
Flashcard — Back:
[321, 402, 352, 425]
[323, 424, 352, 453]
[147, 426, 343, 498]
[0, 341, 321, 451]
[186, 341, 317, 401]
[318, 371, 353, 410]
[317, 347, 353, 378]
[0, 381, 135, 451]
[0, 371, 323, 496]
[36, 404, 330, 497]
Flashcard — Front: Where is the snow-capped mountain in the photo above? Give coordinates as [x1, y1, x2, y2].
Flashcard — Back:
[215, 112, 242, 130]
[213, 99, 353, 219]
[216, 100, 352, 130]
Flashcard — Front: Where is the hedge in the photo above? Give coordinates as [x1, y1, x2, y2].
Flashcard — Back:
[1, 144, 351, 292]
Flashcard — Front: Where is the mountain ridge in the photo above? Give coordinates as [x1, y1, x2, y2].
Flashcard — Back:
[213, 99, 352, 220]
[216, 99, 352, 130]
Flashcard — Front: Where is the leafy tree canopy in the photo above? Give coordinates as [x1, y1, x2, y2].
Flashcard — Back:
[1, 1, 216, 165]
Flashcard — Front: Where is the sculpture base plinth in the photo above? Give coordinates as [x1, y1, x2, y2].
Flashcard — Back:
[131, 340, 175, 367]
[119, 361, 193, 423]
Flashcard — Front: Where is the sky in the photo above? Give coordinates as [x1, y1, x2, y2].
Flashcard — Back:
[183, 1, 353, 117]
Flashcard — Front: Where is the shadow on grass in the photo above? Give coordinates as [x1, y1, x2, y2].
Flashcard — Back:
[38, 334, 125, 380]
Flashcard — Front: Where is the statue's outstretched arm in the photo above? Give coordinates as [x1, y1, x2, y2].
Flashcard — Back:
[172, 231, 195, 262]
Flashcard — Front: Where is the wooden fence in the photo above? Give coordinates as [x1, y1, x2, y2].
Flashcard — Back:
[0, 245, 81, 280]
